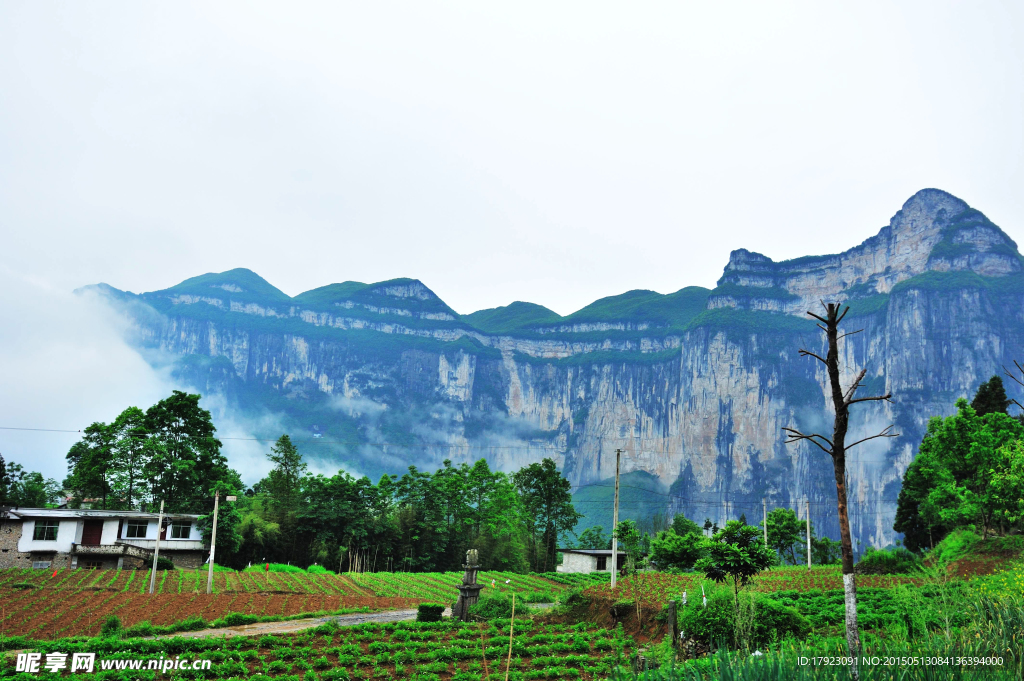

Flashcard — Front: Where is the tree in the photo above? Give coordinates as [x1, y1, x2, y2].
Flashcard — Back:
[894, 399, 1023, 545]
[763, 508, 803, 564]
[513, 458, 582, 572]
[5, 462, 62, 507]
[0, 452, 10, 506]
[811, 535, 843, 565]
[694, 520, 775, 646]
[196, 480, 244, 565]
[783, 302, 896, 680]
[576, 525, 611, 550]
[672, 513, 701, 538]
[109, 407, 151, 509]
[650, 528, 704, 570]
[65, 422, 117, 507]
[143, 391, 241, 514]
[971, 375, 1010, 416]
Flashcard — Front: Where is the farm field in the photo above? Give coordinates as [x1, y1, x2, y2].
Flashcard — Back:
[0, 618, 633, 680]
[0, 568, 561, 600]
[582, 564, 926, 608]
[0, 587, 424, 640]
[0, 568, 566, 640]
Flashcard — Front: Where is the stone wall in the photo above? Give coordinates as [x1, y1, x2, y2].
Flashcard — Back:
[557, 552, 598, 573]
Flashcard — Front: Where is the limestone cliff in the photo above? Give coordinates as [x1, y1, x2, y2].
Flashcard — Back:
[90, 189, 1024, 548]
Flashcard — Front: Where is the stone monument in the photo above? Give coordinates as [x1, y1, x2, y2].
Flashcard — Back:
[451, 548, 483, 621]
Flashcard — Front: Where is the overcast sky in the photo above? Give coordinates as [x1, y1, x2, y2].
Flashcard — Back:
[2, 1, 1022, 316]
[2, 1, 1023, 479]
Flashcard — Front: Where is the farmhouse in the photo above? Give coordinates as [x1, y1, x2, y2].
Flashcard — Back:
[0, 508, 205, 570]
[557, 548, 632, 574]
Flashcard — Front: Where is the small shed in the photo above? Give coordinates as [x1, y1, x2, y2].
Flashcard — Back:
[556, 548, 633, 574]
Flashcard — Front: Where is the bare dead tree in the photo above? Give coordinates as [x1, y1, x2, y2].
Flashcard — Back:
[782, 302, 897, 681]
[1003, 360, 1024, 412]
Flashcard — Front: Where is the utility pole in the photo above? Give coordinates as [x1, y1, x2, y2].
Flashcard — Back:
[762, 499, 768, 546]
[148, 500, 164, 595]
[206, 491, 220, 595]
[610, 448, 622, 590]
[806, 499, 812, 570]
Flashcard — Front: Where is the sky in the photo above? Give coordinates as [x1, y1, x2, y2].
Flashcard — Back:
[2, 1, 1023, 479]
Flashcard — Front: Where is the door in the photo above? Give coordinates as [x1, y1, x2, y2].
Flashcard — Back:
[81, 520, 104, 546]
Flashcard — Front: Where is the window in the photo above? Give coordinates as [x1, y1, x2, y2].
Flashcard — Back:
[125, 521, 148, 539]
[81, 560, 104, 570]
[170, 522, 192, 539]
[596, 555, 607, 571]
[32, 520, 60, 541]
[32, 561, 52, 569]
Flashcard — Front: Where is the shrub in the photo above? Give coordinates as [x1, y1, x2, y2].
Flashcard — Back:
[178, 616, 207, 632]
[742, 594, 810, 647]
[9, 582, 37, 590]
[680, 589, 809, 649]
[100, 616, 122, 637]
[558, 589, 588, 608]
[467, 594, 533, 620]
[143, 556, 177, 571]
[306, 565, 335, 575]
[212, 612, 260, 627]
[930, 530, 982, 564]
[679, 589, 734, 646]
[416, 603, 446, 622]
[856, 547, 922, 574]
[244, 562, 306, 574]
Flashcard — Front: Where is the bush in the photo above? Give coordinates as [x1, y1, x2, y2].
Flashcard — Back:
[177, 616, 206, 632]
[100, 616, 122, 637]
[416, 603, 446, 622]
[306, 565, 335, 575]
[680, 589, 810, 649]
[743, 594, 810, 647]
[930, 529, 981, 564]
[9, 582, 37, 590]
[558, 589, 588, 608]
[467, 594, 533, 620]
[679, 589, 734, 646]
[143, 556, 177, 571]
[243, 562, 306, 574]
[856, 547, 922, 574]
[211, 612, 260, 627]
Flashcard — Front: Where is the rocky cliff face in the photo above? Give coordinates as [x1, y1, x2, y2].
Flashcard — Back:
[92, 189, 1024, 548]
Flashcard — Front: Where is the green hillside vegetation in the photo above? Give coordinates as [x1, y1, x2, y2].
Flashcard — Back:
[570, 470, 669, 538]
[291, 281, 370, 306]
[461, 301, 562, 334]
[157, 267, 292, 304]
[563, 286, 711, 329]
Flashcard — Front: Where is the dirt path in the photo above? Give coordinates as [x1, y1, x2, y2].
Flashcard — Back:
[152, 602, 555, 640]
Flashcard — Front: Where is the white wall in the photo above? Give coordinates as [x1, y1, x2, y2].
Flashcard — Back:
[17, 519, 79, 553]
[557, 552, 598, 573]
[100, 520, 120, 545]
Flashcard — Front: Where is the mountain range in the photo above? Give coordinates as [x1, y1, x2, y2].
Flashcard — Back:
[87, 188, 1024, 548]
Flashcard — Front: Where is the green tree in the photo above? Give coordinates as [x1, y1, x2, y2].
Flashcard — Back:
[513, 458, 582, 572]
[694, 519, 776, 644]
[143, 391, 241, 514]
[971, 375, 1010, 416]
[5, 462, 62, 507]
[672, 513, 701, 538]
[990, 440, 1024, 531]
[614, 520, 644, 573]
[894, 399, 1023, 547]
[576, 525, 611, 550]
[196, 480, 244, 565]
[650, 528, 704, 570]
[64, 422, 117, 507]
[763, 507, 804, 564]
[0, 453, 10, 506]
[108, 407, 151, 509]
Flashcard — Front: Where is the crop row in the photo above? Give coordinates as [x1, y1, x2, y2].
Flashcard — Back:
[583, 566, 925, 607]
[0, 618, 636, 680]
[0, 588, 423, 639]
[0, 568, 564, 600]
